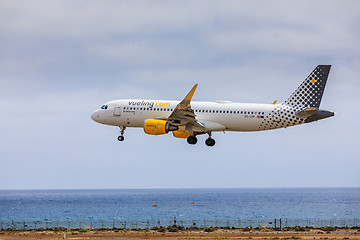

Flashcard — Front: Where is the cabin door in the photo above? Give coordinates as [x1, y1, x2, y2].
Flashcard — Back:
[113, 103, 122, 116]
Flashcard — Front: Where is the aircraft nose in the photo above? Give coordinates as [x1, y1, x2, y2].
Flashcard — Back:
[91, 110, 100, 122]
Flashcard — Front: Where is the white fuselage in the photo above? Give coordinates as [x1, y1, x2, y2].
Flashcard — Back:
[91, 99, 291, 132]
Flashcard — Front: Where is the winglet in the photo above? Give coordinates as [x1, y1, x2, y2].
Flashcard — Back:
[184, 84, 198, 101]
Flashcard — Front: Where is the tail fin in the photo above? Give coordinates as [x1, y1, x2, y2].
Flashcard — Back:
[284, 65, 331, 108]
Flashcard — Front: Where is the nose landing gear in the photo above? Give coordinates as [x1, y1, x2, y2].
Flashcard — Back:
[117, 126, 126, 141]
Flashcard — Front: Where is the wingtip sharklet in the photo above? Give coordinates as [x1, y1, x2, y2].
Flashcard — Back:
[184, 84, 198, 101]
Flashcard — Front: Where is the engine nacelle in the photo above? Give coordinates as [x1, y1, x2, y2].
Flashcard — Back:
[173, 130, 191, 139]
[144, 119, 178, 135]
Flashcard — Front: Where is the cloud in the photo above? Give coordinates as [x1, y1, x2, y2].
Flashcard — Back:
[0, 0, 359, 189]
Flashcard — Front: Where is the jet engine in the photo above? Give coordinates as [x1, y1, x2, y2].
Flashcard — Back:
[144, 119, 178, 135]
[173, 130, 191, 139]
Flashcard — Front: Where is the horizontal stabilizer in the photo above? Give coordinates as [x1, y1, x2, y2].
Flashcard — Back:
[295, 107, 318, 118]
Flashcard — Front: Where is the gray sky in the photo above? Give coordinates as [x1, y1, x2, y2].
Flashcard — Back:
[0, 0, 359, 189]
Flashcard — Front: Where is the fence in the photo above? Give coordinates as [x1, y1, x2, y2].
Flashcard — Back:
[1, 218, 359, 230]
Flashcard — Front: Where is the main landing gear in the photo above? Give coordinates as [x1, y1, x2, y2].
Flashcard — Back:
[186, 132, 216, 147]
[205, 132, 215, 147]
[187, 136, 198, 145]
[205, 138, 215, 147]
[117, 126, 126, 141]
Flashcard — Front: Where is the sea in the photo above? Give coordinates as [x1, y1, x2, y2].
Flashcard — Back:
[0, 188, 359, 229]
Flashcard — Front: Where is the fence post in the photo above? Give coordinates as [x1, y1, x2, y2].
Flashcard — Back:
[68, 220, 70, 229]
[280, 218, 282, 230]
[124, 221, 126, 229]
[113, 220, 115, 229]
[79, 221, 81, 229]
[90, 220, 92, 229]
[146, 220, 149, 229]
[215, 219, 218, 228]
[204, 219, 206, 228]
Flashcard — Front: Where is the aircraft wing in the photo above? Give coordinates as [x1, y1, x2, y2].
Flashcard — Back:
[167, 84, 204, 129]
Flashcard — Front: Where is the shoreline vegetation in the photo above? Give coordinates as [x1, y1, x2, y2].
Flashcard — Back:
[1, 226, 359, 239]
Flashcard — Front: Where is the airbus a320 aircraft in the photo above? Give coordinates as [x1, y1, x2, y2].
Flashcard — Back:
[91, 65, 334, 147]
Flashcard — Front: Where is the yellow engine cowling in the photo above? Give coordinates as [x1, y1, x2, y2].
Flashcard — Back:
[144, 119, 178, 135]
[173, 130, 191, 139]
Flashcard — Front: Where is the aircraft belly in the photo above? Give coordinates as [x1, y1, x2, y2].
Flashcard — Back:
[198, 115, 261, 132]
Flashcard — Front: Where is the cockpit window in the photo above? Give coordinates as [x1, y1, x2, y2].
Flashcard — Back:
[101, 105, 108, 109]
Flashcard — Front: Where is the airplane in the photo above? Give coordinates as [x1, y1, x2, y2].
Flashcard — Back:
[91, 65, 334, 147]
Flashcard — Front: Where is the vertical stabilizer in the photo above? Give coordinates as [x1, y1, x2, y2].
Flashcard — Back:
[284, 65, 331, 108]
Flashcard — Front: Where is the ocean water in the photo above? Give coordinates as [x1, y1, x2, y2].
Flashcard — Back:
[0, 188, 359, 228]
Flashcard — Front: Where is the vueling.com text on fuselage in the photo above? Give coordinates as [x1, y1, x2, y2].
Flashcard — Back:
[128, 101, 171, 108]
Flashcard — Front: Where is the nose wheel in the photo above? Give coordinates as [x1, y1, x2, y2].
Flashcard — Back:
[117, 126, 126, 141]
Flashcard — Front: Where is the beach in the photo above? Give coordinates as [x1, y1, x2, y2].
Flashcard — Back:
[1, 229, 359, 239]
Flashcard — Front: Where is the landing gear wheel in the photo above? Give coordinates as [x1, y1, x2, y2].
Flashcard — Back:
[205, 138, 215, 147]
[187, 136, 198, 145]
[117, 126, 126, 142]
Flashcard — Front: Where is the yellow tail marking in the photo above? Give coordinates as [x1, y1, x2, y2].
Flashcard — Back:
[272, 100, 277, 104]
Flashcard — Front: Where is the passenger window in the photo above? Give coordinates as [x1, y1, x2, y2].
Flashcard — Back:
[230, 111, 232, 113]
[227, 111, 229, 113]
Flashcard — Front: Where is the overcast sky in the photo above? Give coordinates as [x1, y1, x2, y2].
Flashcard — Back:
[0, 0, 359, 190]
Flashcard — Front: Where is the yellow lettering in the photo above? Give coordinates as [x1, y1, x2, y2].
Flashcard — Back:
[155, 101, 170, 107]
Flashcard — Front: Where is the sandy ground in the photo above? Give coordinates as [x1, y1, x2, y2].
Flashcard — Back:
[0, 229, 359, 239]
